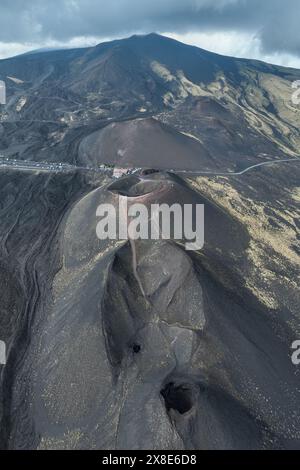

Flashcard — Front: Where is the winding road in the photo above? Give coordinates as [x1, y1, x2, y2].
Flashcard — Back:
[176, 157, 300, 177]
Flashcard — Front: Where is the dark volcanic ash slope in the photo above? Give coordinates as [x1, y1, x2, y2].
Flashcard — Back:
[0, 167, 107, 449]
[0, 167, 299, 449]
[2, 171, 298, 450]
[78, 117, 213, 171]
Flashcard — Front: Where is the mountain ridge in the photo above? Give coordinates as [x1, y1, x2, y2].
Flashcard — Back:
[2, 33, 300, 73]
[0, 32, 300, 171]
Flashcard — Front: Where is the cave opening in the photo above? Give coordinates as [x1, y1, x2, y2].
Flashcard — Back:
[160, 382, 193, 415]
[132, 343, 141, 354]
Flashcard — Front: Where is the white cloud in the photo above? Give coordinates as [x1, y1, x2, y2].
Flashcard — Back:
[0, 42, 33, 60]
[0, 36, 112, 60]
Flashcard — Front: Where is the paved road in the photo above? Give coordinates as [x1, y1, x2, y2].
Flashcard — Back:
[0, 156, 299, 177]
[174, 157, 300, 177]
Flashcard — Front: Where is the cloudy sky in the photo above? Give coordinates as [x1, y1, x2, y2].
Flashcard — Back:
[1, 0, 300, 67]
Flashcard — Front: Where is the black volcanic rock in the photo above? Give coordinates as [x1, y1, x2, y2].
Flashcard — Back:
[1, 170, 298, 449]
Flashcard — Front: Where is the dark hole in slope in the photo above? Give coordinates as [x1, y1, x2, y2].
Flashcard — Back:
[132, 343, 141, 353]
[161, 382, 193, 415]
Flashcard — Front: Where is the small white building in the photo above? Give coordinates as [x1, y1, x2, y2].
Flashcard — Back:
[113, 167, 130, 179]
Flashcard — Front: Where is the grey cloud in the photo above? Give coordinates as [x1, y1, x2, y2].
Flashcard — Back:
[0, 0, 299, 56]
